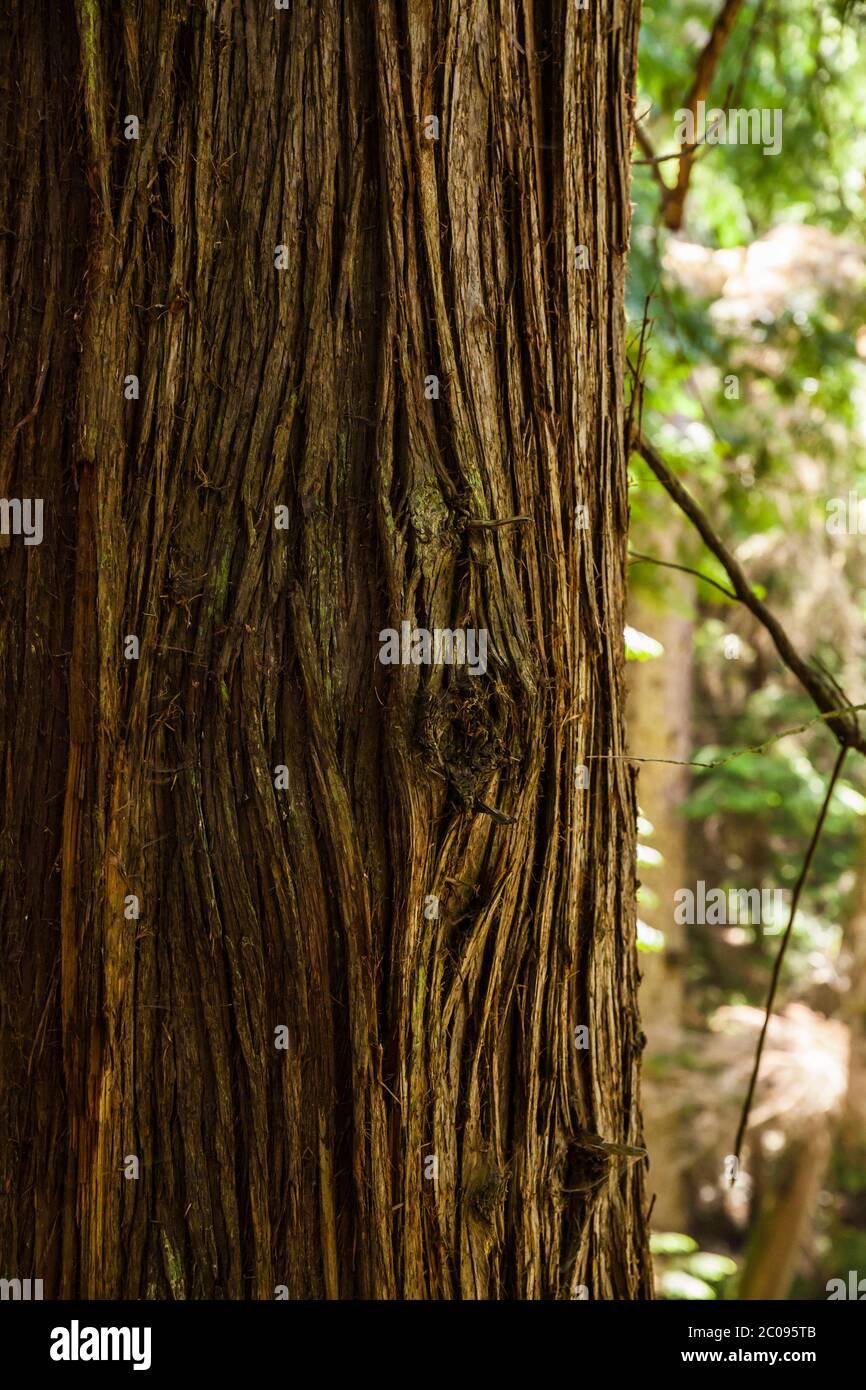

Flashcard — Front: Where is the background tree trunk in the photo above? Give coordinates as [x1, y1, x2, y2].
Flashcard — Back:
[1, 0, 650, 1299]
[737, 1132, 832, 1301]
[627, 573, 695, 1237]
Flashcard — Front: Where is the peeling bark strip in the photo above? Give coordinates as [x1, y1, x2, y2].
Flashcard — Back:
[0, 1, 650, 1299]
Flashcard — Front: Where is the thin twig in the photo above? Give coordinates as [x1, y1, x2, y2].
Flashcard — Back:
[628, 548, 737, 601]
[625, 298, 653, 456]
[466, 515, 533, 530]
[589, 704, 866, 769]
[633, 133, 712, 166]
[633, 124, 671, 198]
[731, 745, 848, 1171]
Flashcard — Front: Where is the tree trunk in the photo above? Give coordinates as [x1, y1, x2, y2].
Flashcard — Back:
[0, 0, 650, 1299]
[737, 1131, 832, 1301]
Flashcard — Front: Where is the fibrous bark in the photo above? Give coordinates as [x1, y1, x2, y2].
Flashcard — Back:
[0, 0, 650, 1299]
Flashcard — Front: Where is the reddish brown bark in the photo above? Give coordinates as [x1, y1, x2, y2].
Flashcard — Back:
[0, 0, 650, 1299]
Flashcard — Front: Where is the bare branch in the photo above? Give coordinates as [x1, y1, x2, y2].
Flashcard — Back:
[628, 548, 737, 600]
[589, 704, 866, 770]
[634, 433, 866, 759]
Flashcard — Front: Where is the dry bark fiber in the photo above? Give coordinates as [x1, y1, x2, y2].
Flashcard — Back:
[0, 0, 651, 1299]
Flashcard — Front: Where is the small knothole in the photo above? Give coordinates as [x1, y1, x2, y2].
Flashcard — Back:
[414, 675, 517, 823]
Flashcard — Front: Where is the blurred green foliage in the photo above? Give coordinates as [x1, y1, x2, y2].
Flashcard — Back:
[630, 0, 866, 963]
[631, 0, 866, 1299]
[651, 1232, 738, 1299]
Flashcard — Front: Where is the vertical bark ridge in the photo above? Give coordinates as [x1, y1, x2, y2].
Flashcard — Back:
[0, 0, 650, 1300]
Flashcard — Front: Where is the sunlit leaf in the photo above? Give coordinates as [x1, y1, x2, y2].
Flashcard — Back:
[684, 1251, 738, 1282]
[624, 625, 664, 660]
[637, 919, 666, 953]
[637, 842, 663, 867]
[650, 1231, 699, 1256]
[660, 1270, 716, 1300]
